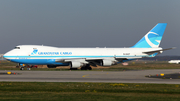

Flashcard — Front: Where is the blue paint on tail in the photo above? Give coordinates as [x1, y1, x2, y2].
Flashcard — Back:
[132, 23, 167, 48]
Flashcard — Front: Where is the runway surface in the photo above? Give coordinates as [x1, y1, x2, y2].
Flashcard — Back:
[0, 69, 180, 84]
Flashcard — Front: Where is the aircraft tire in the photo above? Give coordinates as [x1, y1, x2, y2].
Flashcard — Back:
[81, 64, 92, 70]
[81, 66, 86, 70]
[87, 66, 92, 70]
[20, 67, 24, 70]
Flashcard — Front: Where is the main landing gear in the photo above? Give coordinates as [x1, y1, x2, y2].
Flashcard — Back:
[81, 64, 92, 70]
[20, 66, 24, 70]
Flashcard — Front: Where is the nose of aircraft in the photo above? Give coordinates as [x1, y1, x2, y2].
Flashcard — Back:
[3, 50, 14, 60]
[3, 52, 9, 59]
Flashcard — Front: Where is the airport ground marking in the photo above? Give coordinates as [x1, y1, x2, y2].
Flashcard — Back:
[82, 72, 109, 78]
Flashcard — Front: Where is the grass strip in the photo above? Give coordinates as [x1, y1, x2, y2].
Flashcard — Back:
[0, 82, 180, 101]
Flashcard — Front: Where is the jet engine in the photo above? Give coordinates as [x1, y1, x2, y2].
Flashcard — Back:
[101, 60, 115, 66]
[70, 61, 84, 68]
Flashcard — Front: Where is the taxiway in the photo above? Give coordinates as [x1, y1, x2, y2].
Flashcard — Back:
[0, 69, 180, 84]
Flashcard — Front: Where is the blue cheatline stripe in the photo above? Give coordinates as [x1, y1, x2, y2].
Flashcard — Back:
[8, 58, 135, 65]
[7, 59, 70, 65]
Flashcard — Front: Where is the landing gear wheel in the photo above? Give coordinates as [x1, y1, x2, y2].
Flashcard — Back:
[81, 66, 86, 70]
[20, 67, 24, 70]
[81, 64, 92, 70]
[87, 66, 92, 70]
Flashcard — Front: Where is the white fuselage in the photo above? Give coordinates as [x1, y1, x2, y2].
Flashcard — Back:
[3, 45, 162, 65]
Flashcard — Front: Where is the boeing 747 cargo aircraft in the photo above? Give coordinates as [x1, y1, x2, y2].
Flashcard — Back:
[3, 23, 174, 70]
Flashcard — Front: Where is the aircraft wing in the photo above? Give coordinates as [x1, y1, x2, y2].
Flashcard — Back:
[55, 56, 142, 67]
[55, 56, 142, 62]
[56, 58, 112, 63]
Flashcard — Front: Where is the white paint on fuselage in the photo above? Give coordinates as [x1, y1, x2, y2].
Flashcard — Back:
[4, 45, 162, 60]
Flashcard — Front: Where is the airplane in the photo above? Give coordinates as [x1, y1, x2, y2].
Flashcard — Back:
[3, 23, 174, 70]
[168, 60, 180, 64]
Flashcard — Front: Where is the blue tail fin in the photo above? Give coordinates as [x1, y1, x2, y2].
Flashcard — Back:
[132, 23, 167, 48]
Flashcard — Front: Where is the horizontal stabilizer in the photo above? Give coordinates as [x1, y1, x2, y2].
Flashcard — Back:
[143, 47, 176, 55]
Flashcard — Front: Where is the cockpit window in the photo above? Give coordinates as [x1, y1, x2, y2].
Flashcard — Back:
[14, 47, 20, 49]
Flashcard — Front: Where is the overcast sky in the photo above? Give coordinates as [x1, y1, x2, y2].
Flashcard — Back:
[0, 0, 180, 55]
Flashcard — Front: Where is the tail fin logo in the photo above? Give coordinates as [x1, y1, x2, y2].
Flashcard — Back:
[145, 32, 160, 48]
[132, 23, 166, 48]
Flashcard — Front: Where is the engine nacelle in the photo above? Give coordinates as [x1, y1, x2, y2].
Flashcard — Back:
[101, 60, 114, 66]
[70, 61, 84, 68]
